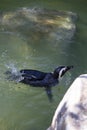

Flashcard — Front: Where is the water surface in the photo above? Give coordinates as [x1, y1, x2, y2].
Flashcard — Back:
[0, 0, 87, 130]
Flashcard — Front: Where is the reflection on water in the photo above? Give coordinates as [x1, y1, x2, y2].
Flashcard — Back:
[0, 1, 87, 130]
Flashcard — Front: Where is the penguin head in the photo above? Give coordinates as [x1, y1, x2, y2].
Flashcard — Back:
[53, 65, 73, 79]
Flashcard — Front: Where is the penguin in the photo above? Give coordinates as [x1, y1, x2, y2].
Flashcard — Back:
[5, 65, 73, 101]
[19, 65, 73, 101]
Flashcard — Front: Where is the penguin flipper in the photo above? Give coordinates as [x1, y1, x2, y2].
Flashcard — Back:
[45, 87, 53, 102]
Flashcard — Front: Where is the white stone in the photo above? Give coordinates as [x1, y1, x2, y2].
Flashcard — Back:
[47, 74, 87, 130]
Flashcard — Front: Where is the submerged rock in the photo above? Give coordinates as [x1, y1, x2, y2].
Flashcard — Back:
[47, 74, 87, 130]
[0, 8, 77, 41]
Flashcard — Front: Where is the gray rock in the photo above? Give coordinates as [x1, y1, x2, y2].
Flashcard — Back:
[47, 74, 87, 130]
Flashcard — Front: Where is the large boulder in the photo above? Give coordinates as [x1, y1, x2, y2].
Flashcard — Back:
[0, 8, 77, 41]
[47, 74, 87, 130]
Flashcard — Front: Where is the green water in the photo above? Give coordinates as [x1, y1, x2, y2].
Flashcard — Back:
[0, 0, 87, 130]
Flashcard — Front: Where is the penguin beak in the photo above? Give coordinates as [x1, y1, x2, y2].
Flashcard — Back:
[60, 65, 73, 77]
[66, 65, 73, 71]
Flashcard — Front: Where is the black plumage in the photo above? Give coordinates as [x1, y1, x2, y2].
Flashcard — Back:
[19, 66, 73, 101]
[5, 65, 73, 101]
